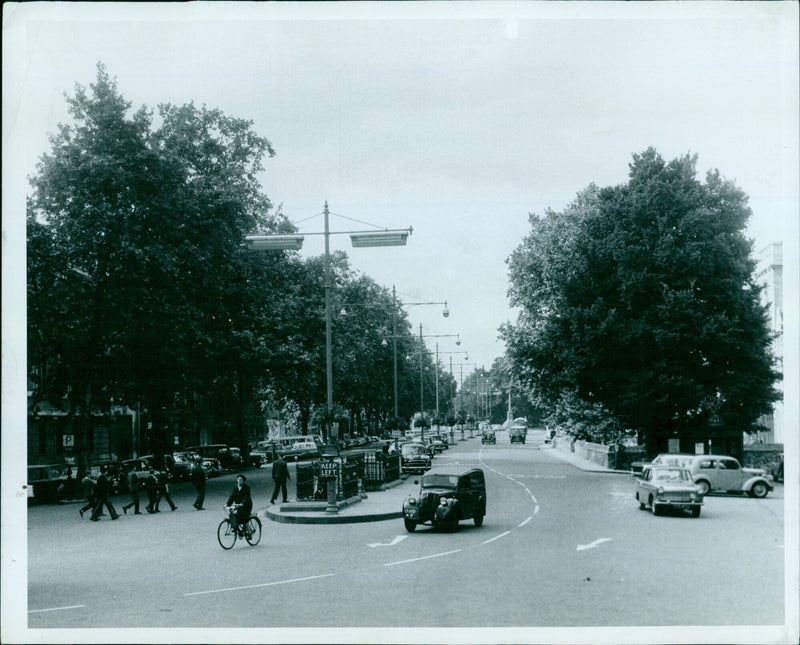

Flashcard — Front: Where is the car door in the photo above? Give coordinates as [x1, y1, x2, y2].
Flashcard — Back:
[716, 458, 744, 491]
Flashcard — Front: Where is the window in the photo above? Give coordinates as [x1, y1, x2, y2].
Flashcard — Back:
[720, 459, 740, 470]
[698, 460, 714, 470]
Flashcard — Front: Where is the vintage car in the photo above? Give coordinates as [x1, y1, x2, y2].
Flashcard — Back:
[429, 437, 446, 453]
[687, 455, 773, 498]
[168, 452, 196, 481]
[187, 444, 239, 470]
[400, 442, 432, 474]
[402, 468, 487, 532]
[280, 440, 321, 462]
[509, 424, 527, 444]
[119, 456, 163, 492]
[481, 430, 496, 444]
[635, 465, 704, 517]
[27, 464, 71, 504]
[201, 457, 223, 477]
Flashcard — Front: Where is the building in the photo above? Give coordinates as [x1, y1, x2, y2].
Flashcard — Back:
[752, 242, 783, 444]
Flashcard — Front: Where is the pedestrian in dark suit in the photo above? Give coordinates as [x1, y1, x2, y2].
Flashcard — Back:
[145, 470, 159, 513]
[270, 455, 290, 504]
[226, 474, 252, 534]
[90, 467, 120, 521]
[153, 468, 177, 511]
[191, 457, 207, 510]
[122, 470, 142, 515]
[79, 473, 98, 518]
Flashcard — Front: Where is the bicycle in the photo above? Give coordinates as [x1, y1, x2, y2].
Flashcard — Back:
[217, 504, 262, 549]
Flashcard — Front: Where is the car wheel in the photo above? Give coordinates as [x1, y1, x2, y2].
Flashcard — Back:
[690, 507, 701, 518]
[403, 519, 417, 532]
[473, 512, 484, 527]
[650, 498, 660, 516]
[750, 481, 769, 498]
[639, 501, 646, 510]
[695, 480, 711, 496]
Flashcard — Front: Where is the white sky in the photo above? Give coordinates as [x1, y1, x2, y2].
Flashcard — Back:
[3, 2, 799, 643]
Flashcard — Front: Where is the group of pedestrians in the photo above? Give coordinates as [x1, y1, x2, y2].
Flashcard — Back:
[80, 457, 208, 522]
[78, 453, 290, 523]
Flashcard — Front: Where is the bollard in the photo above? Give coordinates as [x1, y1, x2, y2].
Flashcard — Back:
[325, 475, 338, 513]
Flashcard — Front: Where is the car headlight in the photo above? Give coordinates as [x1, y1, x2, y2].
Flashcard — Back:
[405, 497, 417, 506]
[657, 487, 665, 495]
[439, 498, 449, 507]
[690, 492, 698, 500]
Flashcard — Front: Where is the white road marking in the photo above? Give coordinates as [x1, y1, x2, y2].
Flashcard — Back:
[183, 573, 336, 596]
[519, 516, 533, 527]
[368, 535, 408, 548]
[28, 604, 86, 613]
[576, 537, 612, 551]
[384, 549, 463, 567]
[482, 530, 511, 545]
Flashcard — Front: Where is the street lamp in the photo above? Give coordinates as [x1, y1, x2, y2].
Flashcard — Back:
[416, 323, 460, 440]
[246, 202, 412, 441]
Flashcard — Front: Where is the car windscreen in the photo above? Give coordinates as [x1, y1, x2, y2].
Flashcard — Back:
[421, 474, 458, 488]
[652, 468, 690, 482]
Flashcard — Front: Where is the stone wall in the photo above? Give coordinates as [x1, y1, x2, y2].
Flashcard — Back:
[552, 435, 779, 472]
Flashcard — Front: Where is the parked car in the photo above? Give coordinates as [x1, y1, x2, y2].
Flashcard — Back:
[400, 442, 432, 474]
[481, 430, 496, 445]
[402, 468, 487, 532]
[635, 465, 704, 517]
[250, 440, 278, 465]
[280, 440, 321, 462]
[631, 452, 695, 475]
[27, 464, 70, 504]
[201, 457, 222, 477]
[187, 444, 240, 470]
[119, 456, 163, 492]
[169, 452, 197, 481]
[687, 455, 773, 498]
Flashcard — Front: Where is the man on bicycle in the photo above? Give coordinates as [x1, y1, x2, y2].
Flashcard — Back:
[226, 474, 253, 536]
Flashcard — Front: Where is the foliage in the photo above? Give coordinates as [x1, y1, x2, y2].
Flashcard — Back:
[502, 148, 780, 450]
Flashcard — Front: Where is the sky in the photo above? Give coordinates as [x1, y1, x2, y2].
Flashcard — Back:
[2, 2, 799, 642]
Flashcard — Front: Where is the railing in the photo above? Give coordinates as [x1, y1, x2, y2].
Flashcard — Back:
[363, 452, 401, 490]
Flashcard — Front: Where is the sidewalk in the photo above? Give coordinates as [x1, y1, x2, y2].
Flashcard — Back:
[261, 476, 419, 525]
[543, 444, 632, 474]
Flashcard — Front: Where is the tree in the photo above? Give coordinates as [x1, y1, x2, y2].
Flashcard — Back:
[27, 64, 288, 452]
[502, 148, 780, 451]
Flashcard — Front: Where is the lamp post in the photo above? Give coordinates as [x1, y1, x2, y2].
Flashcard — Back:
[415, 324, 460, 441]
[246, 202, 412, 441]
[435, 345, 468, 420]
[379, 286, 451, 419]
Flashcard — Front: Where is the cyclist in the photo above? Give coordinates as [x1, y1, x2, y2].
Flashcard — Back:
[225, 474, 253, 536]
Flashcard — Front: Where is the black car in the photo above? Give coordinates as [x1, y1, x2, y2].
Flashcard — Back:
[481, 431, 496, 445]
[402, 468, 487, 532]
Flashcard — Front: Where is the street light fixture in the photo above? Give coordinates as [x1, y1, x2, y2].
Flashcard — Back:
[246, 202, 412, 441]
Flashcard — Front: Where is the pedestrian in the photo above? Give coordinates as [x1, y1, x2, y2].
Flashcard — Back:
[191, 457, 207, 510]
[226, 474, 252, 535]
[79, 472, 98, 518]
[270, 454, 290, 504]
[144, 469, 159, 513]
[153, 468, 177, 512]
[90, 466, 120, 521]
[122, 470, 142, 515]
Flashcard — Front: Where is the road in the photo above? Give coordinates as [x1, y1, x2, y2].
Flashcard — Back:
[26, 432, 786, 633]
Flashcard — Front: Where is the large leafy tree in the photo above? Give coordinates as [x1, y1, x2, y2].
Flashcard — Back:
[502, 148, 780, 451]
[27, 64, 288, 449]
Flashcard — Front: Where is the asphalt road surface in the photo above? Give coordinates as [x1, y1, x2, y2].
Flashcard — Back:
[25, 433, 786, 637]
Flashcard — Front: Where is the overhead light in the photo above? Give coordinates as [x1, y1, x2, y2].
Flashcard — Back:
[245, 234, 305, 251]
[350, 231, 409, 247]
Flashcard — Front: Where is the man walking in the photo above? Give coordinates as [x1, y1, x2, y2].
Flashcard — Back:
[122, 470, 142, 515]
[191, 456, 207, 510]
[90, 466, 120, 521]
[144, 469, 159, 513]
[270, 454, 290, 504]
[153, 467, 177, 512]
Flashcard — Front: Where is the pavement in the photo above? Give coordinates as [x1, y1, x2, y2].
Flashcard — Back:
[260, 442, 630, 525]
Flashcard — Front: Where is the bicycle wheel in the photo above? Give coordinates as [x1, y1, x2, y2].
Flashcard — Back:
[245, 515, 262, 546]
[217, 519, 237, 549]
